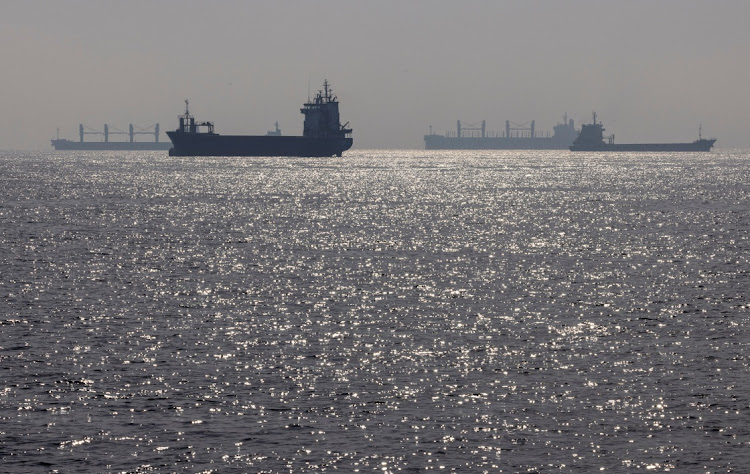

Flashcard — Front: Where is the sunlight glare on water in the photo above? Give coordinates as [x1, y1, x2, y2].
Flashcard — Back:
[1, 149, 749, 472]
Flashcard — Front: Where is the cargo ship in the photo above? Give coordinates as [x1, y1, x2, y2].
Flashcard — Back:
[424, 116, 578, 150]
[167, 80, 353, 157]
[570, 113, 716, 152]
[51, 123, 171, 150]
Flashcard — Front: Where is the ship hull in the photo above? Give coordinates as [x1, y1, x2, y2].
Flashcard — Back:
[424, 135, 572, 150]
[570, 139, 716, 152]
[51, 139, 172, 151]
[166, 132, 353, 157]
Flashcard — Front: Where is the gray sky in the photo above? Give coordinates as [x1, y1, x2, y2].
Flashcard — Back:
[2, 0, 749, 150]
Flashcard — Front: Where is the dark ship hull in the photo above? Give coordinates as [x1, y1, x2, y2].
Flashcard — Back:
[166, 133, 352, 157]
[570, 139, 716, 152]
[167, 80, 352, 158]
[424, 136, 572, 150]
[51, 139, 171, 151]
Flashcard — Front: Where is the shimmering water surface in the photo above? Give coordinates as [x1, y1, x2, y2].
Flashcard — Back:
[1, 149, 749, 472]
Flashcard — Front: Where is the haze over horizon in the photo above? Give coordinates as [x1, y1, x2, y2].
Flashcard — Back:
[2, 0, 749, 150]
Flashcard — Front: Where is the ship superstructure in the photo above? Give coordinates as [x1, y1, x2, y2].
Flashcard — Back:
[167, 80, 353, 157]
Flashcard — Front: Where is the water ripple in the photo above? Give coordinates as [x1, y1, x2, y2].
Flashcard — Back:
[1, 149, 749, 472]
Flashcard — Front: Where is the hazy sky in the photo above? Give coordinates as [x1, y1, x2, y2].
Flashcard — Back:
[2, 0, 749, 150]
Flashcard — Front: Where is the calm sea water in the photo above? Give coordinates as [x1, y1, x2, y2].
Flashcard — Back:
[1, 149, 749, 473]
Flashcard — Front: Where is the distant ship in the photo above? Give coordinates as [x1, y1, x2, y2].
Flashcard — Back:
[424, 116, 578, 150]
[570, 113, 716, 152]
[51, 123, 171, 150]
[167, 80, 353, 157]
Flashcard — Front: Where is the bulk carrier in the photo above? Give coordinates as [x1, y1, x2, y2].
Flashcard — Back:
[570, 113, 716, 152]
[51, 123, 171, 150]
[167, 81, 352, 157]
[424, 116, 578, 150]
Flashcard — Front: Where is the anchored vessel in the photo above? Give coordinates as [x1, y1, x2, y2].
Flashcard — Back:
[570, 113, 716, 152]
[51, 123, 171, 150]
[167, 81, 353, 157]
[424, 116, 578, 150]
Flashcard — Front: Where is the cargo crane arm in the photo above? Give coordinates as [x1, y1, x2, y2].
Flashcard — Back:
[132, 124, 160, 135]
[81, 125, 104, 135]
[106, 126, 129, 135]
[458, 120, 484, 131]
[507, 121, 532, 131]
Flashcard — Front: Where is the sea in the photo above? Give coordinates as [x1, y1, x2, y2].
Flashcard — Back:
[1, 149, 749, 473]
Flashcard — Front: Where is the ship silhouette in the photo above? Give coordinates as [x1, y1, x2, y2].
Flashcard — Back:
[167, 81, 352, 157]
[570, 113, 715, 152]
